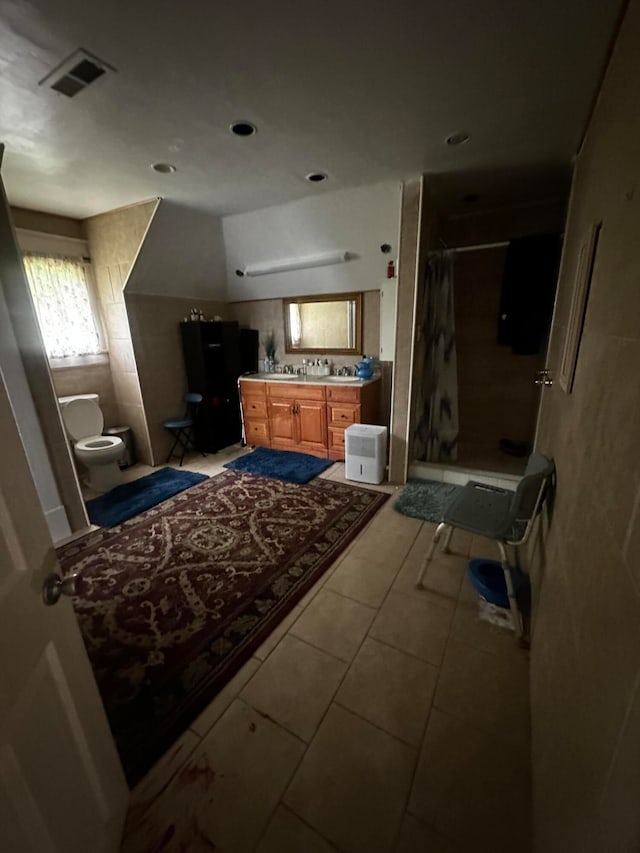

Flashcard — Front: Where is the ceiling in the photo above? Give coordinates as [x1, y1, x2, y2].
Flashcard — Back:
[0, 0, 623, 219]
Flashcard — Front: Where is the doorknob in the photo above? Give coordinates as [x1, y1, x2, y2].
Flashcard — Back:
[42, 572, 81, 606]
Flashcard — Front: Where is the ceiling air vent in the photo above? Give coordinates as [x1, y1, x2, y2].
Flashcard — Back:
[40, 49, 116, 98]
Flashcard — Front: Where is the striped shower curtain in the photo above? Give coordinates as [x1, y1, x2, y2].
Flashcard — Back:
[413, 251, 459, 463]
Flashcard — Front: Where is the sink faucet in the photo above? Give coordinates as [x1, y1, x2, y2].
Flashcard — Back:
[282, 364, 294, 374]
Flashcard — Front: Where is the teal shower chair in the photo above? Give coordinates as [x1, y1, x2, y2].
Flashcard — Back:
[416, 452, 555, 638]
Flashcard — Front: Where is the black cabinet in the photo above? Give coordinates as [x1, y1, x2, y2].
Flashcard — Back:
[180, 321, 255, 452]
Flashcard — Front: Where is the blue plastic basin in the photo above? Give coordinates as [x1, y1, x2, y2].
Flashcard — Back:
[467, 558, 524, 609]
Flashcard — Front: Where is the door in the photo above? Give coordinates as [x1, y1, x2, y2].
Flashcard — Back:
[0, 369, 128, 852]
[269, 398, 296, 448]
[297, 400, 328, 454]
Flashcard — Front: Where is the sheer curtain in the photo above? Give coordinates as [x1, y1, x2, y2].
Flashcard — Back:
[413, 251, 459, 463]
[23, 253, 104, 359]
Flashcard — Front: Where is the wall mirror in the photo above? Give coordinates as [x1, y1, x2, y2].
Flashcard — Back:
[283, 292, 363, 355]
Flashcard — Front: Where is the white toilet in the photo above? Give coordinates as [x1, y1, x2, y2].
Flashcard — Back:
[58, 394, 124, 493]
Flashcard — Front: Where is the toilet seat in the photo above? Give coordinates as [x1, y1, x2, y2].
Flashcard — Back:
[62, 398, 104, 441]
[76, 435, 123, 452]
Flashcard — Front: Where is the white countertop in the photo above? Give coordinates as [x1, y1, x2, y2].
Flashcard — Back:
[240, 373, 379, 388]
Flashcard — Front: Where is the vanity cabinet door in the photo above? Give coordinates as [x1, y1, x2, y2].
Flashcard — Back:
[268, 399, 297, 448]
[297, 400, 328, 455]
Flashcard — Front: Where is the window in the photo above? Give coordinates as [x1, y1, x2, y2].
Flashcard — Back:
[23, 253, 106, 361]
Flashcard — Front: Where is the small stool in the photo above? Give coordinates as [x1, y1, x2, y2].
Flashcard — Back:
[163, 393, 206, 466]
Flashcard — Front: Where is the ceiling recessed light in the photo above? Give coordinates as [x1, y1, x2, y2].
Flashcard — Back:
[445, 131, 470, 147]
[306, 172, 328, 183]
[230, 121, 257, 137]
[151, 162, 177, 174]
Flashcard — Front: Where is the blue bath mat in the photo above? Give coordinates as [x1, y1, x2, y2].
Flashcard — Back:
[394, 479, 461, 522]
[223, 447, 333, 484]
[86, 467, 208, 528]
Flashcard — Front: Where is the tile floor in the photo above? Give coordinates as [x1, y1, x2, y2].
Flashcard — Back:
[115, 447, 531, 853]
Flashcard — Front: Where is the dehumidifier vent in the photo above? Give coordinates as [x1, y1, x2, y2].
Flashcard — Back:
[347, 435, 376, 459]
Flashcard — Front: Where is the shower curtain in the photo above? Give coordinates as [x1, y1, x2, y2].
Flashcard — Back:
[413, 251, 459, 463]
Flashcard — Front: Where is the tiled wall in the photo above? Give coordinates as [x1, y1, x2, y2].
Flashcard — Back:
[50, 363, 119, 429]
[453, 249, 542, 473]
[226, 291, 381, 367]
[528, 4, 640, 850]
[126, 294, 227, 465]
[85, 200, 158, 465]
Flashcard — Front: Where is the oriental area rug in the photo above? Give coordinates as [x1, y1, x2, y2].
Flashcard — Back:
[56, 470, 388, 785]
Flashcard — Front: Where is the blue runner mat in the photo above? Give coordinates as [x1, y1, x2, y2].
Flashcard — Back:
[224, 447, 333, 484]
[86, 467, 208, 528]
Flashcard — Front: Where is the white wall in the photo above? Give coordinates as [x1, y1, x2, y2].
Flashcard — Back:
[126, 200, 227, 299]
[222, 182, 402, 301]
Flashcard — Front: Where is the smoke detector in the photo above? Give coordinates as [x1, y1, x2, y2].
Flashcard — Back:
[40, 48, 116, 98]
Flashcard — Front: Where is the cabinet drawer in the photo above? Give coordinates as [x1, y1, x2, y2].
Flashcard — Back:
[328, 403, 360, 427]
[326, 385, 361, 403]
[267, 383, 325, 401]
[244, 419, 269, 445]
[243, 398, 267, 418]
[328, 427, 346, 450]
[240, 380, 266, 399]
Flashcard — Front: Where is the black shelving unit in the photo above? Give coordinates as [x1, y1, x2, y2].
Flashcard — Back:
[180, 321, 256, 452]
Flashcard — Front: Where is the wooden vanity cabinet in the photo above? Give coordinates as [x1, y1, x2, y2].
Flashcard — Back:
[326, 382, 379, 461]
[267, 383, 328, 457]
[239, 378, 379, 461]
[239, 380, 270, 447]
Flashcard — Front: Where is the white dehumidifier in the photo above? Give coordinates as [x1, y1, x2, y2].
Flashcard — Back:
[344, 424, 387, 484]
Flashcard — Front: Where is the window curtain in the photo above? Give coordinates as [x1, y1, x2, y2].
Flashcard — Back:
[22, 253, 104, 359]
[413, 251, 459, 463]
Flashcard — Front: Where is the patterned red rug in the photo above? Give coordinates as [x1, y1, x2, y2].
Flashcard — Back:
[57, 470, 388, 786]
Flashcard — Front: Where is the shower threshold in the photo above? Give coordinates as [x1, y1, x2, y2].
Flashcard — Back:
[408, 460, 520, 491]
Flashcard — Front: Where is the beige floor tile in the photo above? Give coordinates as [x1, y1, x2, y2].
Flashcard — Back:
[336, 638, 438, 746]
[348, 528, 418, 569]
[394, 545, 467, 602]
[433, 637, 530, 748]
[285, 704, 416, 853]
[290, 589, 376, 662]
[255, 605, 304, 660]
[370, 590, 454, 666]
[189, 657, 261, 737]
[297, 573, 331, 610]
[451, 598, 521, 656]
[408, 708, 531, 851]
[123, 699, 305, 853]
[394, 814, 461, 853]
[325, 550, 402, 607]
[241, 635, 347, 741]
[256, 806, 337, 853]
[125, 728, 200, 835]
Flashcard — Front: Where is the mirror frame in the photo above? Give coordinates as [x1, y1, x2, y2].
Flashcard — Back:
[283, 292, 363, 355]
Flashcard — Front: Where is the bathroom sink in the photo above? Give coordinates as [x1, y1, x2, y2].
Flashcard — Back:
[256, 373, 299, 380]
[325, 376, 362, 383]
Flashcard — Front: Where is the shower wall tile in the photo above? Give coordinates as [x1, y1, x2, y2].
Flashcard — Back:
[527, 4, 640, 850]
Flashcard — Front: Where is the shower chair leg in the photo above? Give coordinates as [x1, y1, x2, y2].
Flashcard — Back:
[417, 521, 447, 588]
